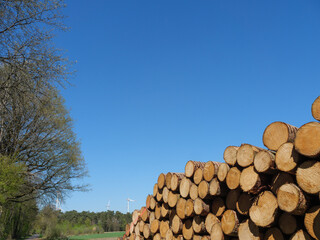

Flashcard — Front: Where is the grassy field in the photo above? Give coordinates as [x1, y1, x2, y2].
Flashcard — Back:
[68, 232, 125, 240]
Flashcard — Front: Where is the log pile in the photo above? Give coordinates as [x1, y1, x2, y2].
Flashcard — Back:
[122, 97, 320, 240]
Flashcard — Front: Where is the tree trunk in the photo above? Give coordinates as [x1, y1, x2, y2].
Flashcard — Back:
[150, 219, 160, 234]
[254, 150, 275, 174]
[295, 122, 320, 157]
[209, 177, 227, 196]
[296, 160, 320, 194]
[203, 161, 221, 182]
[160, 220, 169, 238]
[240, 166, 267, 194]
[205, 212, 220, 233]
[168, 191, 180, 208]
[226, 167, 241, 190]
[158, 173, 167, 190]
[304, 205, 320, 240]
[185, 199, 195, 218]
[179, 177, 191, 198]
[143, 223, 151, 239]
[224, 146, 239, 166]
[163, 186, 169, 203]
[198, 180, 210, 199]
[217, 163, 230, 182]
[221, 210, 239, 236]
[249, 191, 278, 227]
[182, 219, 194, 240]
[185, 160, 206, 178]
[237, 144, 263, 167]
[275, 142, 300, 173]
[263, 121, 298, 151]
[165, 172, 173, 190]
[176, 197, 186, 220]
[172, 215, 183, 234]
[190, 183, 199, 200]
[277, 183, 308, 215]
[194, 198, 210, 216]
[171, 173, 185, 192]
[194, 168, 204, 185]
[238, 219, 261, 240]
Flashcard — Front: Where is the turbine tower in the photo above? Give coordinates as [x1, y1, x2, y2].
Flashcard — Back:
[127, 198, 135, 213]
[55, 192, 62, 211]
[106, 200, 111, 211]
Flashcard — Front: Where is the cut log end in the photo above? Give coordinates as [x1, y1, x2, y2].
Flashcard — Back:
[296, 160, 320, 194]
[226, 167, 241, 190]
[304, 205, 320, 240]
[275, 142, 299, 173]
[254, 150, 275, 173]
[224, 146, 239, 166]
[263, 121, 297, 151]
[221, 210, 239, 236]
[312, 96, 320, 121]
[294, 122, 320, 157]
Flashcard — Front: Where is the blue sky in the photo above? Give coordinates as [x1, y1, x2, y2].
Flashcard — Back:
[56, 0, 320, 213]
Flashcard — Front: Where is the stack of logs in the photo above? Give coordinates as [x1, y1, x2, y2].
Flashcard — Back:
[123, 97, 320, 240]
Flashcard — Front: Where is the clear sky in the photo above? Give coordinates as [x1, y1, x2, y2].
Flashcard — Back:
[56, 0, 320, 213]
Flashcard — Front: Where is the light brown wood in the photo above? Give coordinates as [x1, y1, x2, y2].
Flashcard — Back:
[203, 161, 221, 182]
[132, 210, 140, 223]
[254, 150, 275, 173]
[150, 196, 156, 210]
[237, 144, 262, 167]
[277, 183, 307, 215]
[141, 207, 149, 222]
[156, 189, 163, 202]
[146, 195, 152, 209]
[224, 146, 239, 166]
[166, 228, 173, 240]
[139, 220, 144, 233]
[296, 160, 320, 194]
[153, 233, 161, 240]
[201, 236, 211, 240]
[240, 166, 266, 194]
[189, 183, 199, 200]
[295, 122, 320, 157]
[221, 210, 239, 236]
[278, 213, 297, 235]
[226, 167, 241, 190]
[155, 203, 161, 220]
[179, 177, 191, 198]
[185, 160, 206, 178]
[205, 212, 220, 233]
[236, 192, 252, 215]
[194, 168, 204, 185]
[149, 211, 155, 223]
[210, 177, 227, 196]
[143, 223, 151, 239]
[182, 219, 194, 240]
[161, 203, 170, 219]
[185, 199, 195, 218]
[226, 188, 241, 210]
[289, 230, 312, 240]
[210, 223, 225, 240]
[238, 219, 261, 240]
[264, 227, 284, 240]
[275, 142, 300, 173]
[173, 235, 183, 240]
[176, 197, 186, 220]
[217, 163, 230, 182]
[163, 187, 169, 203]
[312, 96, 320, 121]
[168, 191, 179, 208]
[153, 183, 158, 197]
[165, 173, 172, 190]
[249, 191, 278, 227]
[263, 121, 298, 151]
[158, 173, 167, 190]
[198, 180, 210, 199]
[194, 198, 210, 216]
[160, 220, 170, 238]
[192, 216, 206, 234]
[171, 173, 185, 192]
[271, 172, 294, 195]
[304, 205, 320, 240]
[172, 215, 183, 234]
[211, 197, 225, 217]
[150, 219, 160, 234]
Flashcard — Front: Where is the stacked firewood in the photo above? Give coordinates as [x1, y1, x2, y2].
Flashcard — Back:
[123, 97, 320, 240]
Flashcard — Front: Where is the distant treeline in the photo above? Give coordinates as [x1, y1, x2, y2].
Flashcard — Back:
[56, 210, 132, 235]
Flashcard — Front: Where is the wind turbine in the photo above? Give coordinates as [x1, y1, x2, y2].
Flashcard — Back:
[106, 200, 111, 211]
[127, 198, 135, 213]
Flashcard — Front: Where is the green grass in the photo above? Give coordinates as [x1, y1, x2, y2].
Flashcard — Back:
[68, 231, 125, 239]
